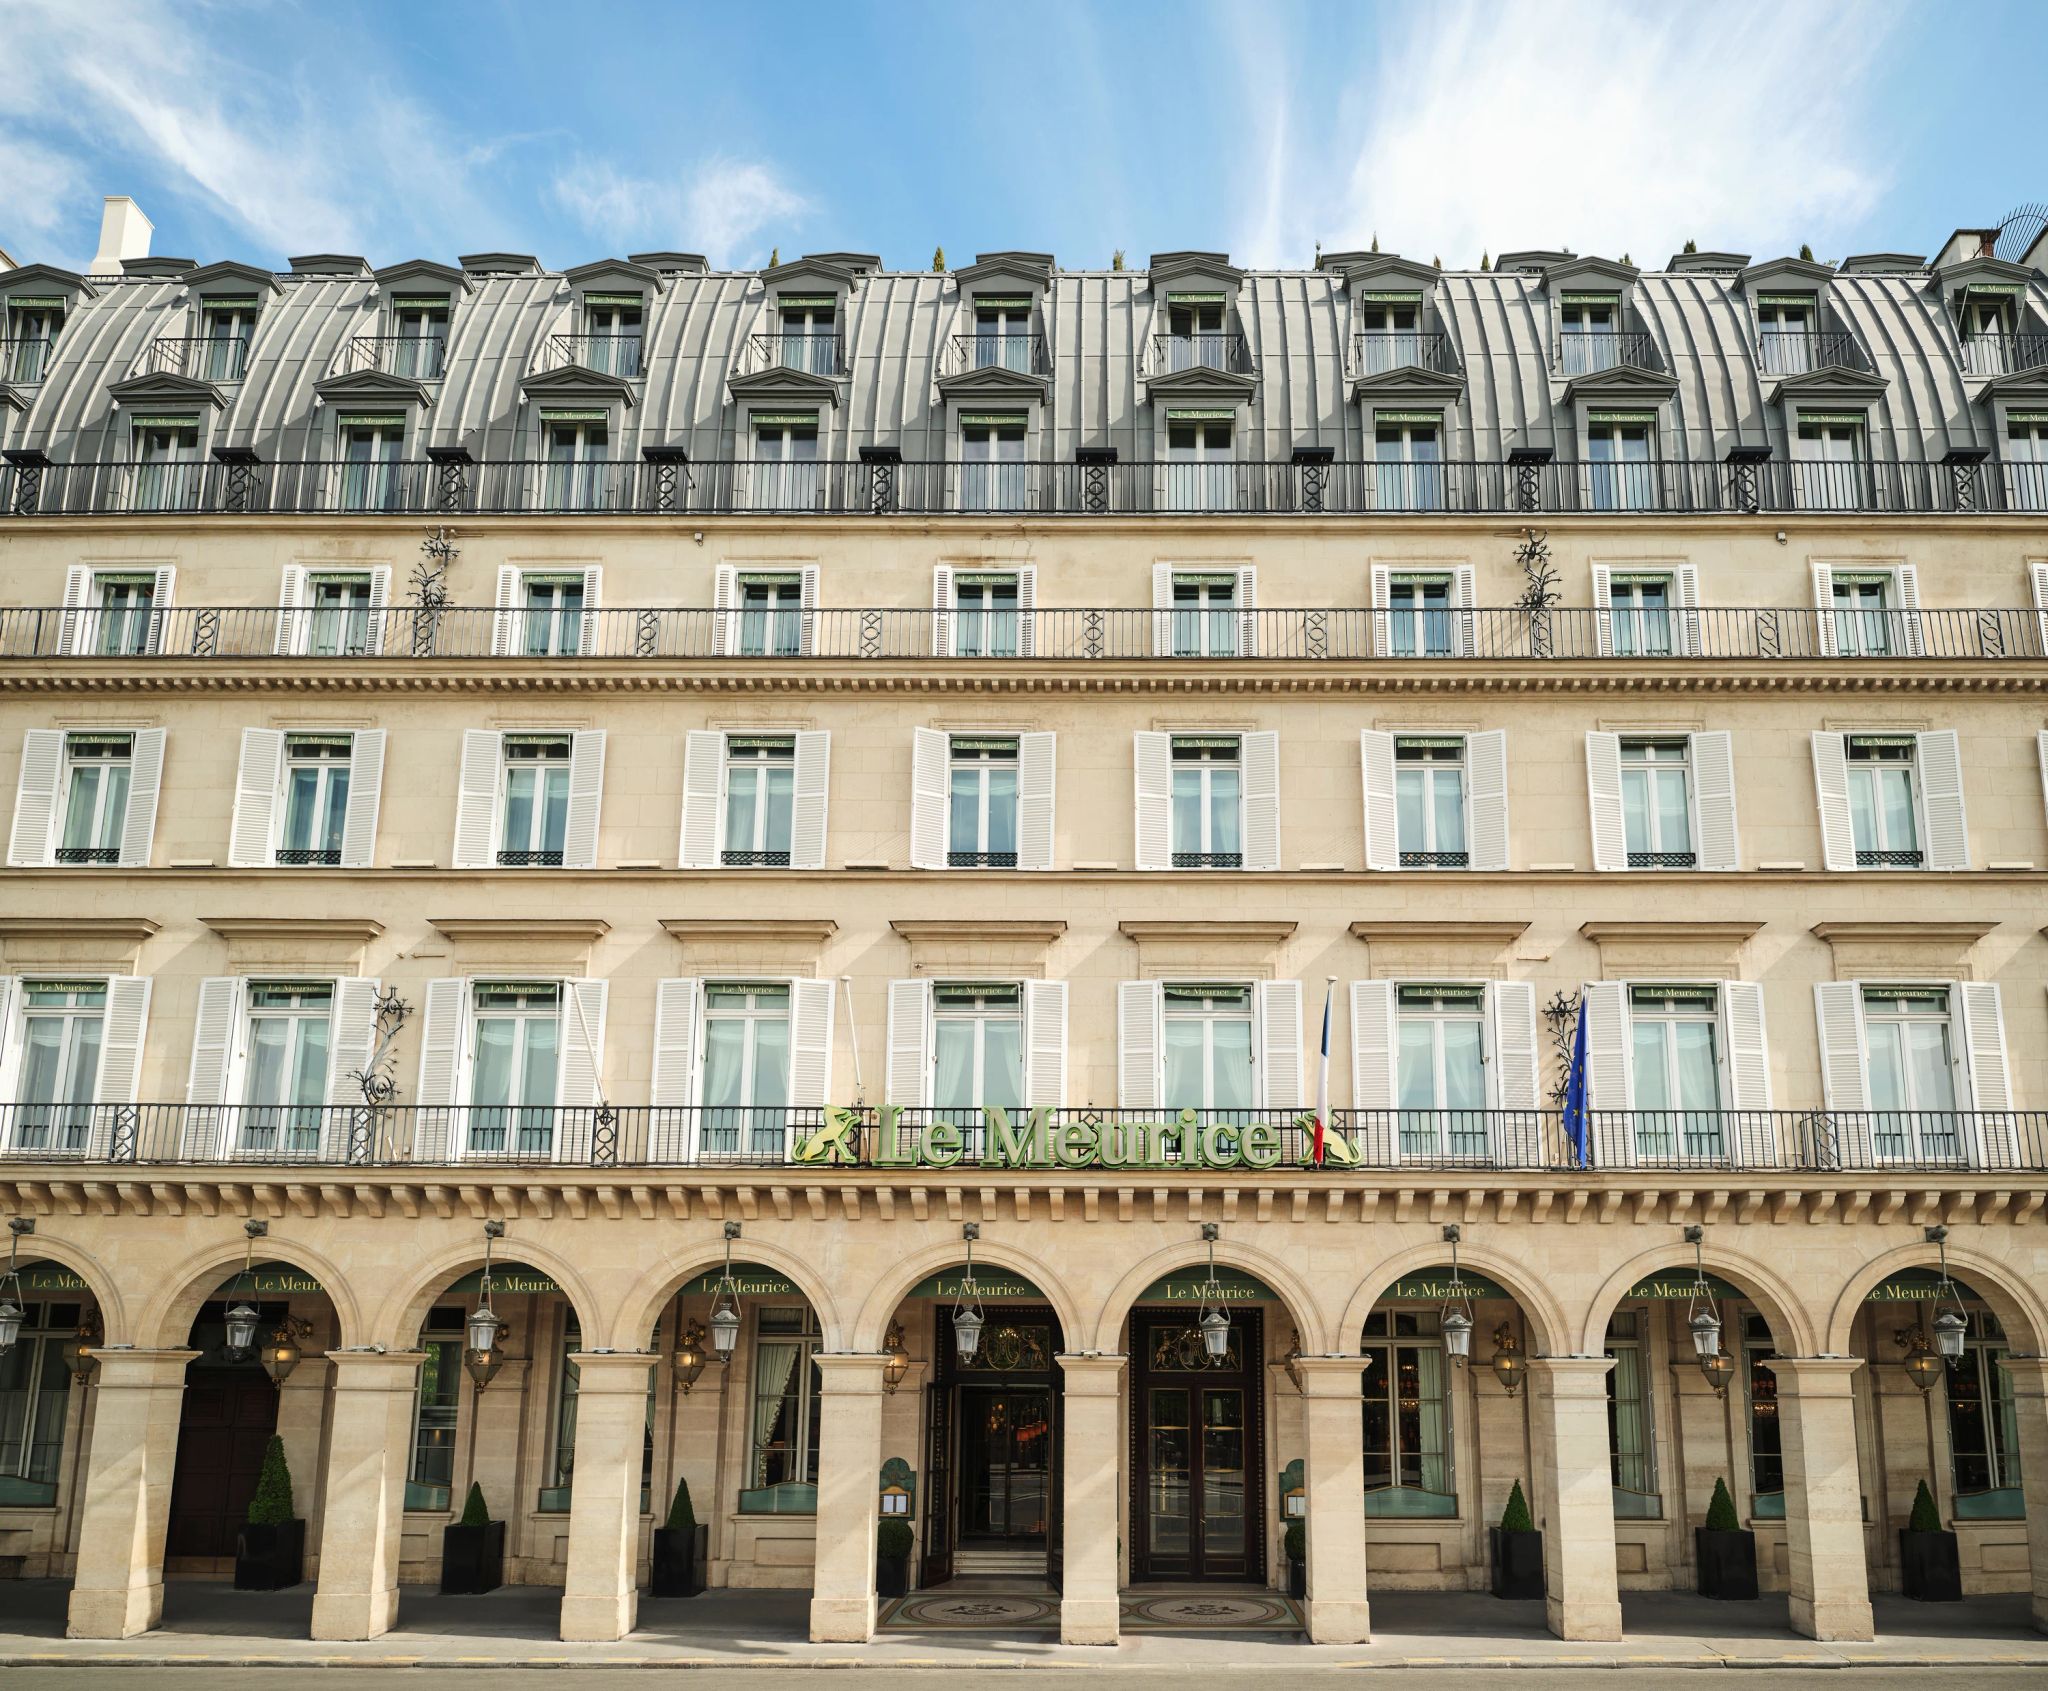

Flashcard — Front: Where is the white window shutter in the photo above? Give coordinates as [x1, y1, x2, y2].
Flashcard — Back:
[1488, 979, 1541, 1119]
[1674, 564, 1703, 656]
[1015, 565, 1038, 657]
[1133, 731, 1171, 870]
[886, 977, 932, 1106]
[325, 977, 381, 1108]
[1585, 731, 1626, 871]
[1590, 565, 1614, 656]
[578, 567, 602, 656]
[789, 977, 836, 1110]
[1580, 981, 1631, 1115]
[413, 978, 467, 1161]
[1349, 979, 1396, 1113]
[1811, 562, 1839, 656]
[790, 730, 830, 869]
[2029, 561, 2048, 654]
[1916, 729, 1969, 870]
[491, 566, 520, 657]
[274, 566, 307, 656]
[186, 976, 245, 1107]
[118, 728, 164, 868]
[1811, 731, 1855, 870]
[1360, 729, 1398, 870]
[1241, 730, 1281, 871]
[1466, 729, 1509, 871]
[712, 565, 738, 657]
[340, 729, 384, 868]
[1259, 980, 1303, 1110]
[1236, 566, 1258, 656]
[364, 566, 391, 655]
[1894, 565, 1925, 658]
[453, 731, 501, 869]
[95, 976, 151, 1156]
[1812, 981, 1869, 1111]
[651, 978, 703, 1109]
[228, 727, 285, 868]
[1023, 978, 1067, 1109]
[680, 731, 725, 868]
[558, 979, 609, 1114]
[1370, 564, 1392, 656]
[59, 566, 90, 656]
[798, 565, 819, 656]
[1722, 980, 1772, 1116]
[1957, 981, 2015, 1165]
[931, 565, 955, 657]
[1690, 731, 1740, 871]
[1017, 731, 1056, 870]
[910, 727, 949, 869]
[1117, 980, 1163, 1108]
[1451, 564, 1476, 657]
[8, 729, 64, 866]
[145, 567, 175, 654]
[561, 730, 606, 869]
[1151, 563, 1175, 655]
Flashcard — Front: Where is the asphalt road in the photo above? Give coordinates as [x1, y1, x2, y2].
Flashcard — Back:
[10, 1672, 2048, 1690]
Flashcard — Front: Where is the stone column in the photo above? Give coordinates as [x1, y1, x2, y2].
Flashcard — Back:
[1295, 1356, 1371, 1642]
[809, 1352, 889, 1644]
[1528, 1355, 1623, 1641]
[66, 1348, 197, 1639]
[1996, 1355, 2048, 1633]
[559, 1352, 657, 1642]
[311, 1351, 426, 1641]
[1056, 1353, 1124, 1646]
[1774, 1356, 1874, 1642]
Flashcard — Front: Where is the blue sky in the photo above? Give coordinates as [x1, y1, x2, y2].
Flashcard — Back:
[4, 0, 2047, 275]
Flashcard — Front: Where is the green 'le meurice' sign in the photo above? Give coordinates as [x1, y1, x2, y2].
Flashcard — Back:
[790, 1105, 1357, 1172]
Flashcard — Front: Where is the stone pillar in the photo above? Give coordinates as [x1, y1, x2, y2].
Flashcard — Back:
[1774, 1357, 1874, 1642]
[1528, 1355, 1623, 1641]
[1996, 1355, 2048, 1633]
[66, 1348, 197, 1639]
[808, 1353, 889, 1644]
[1056, 1353, 1124, 1646]
[559, 1352, 657, 1642]
[312, 1351, 426, 1641]
[1295, 1357, 1371, 1642]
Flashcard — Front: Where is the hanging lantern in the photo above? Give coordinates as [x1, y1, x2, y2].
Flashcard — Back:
[882, 1322, 910, 1394]
[64, 1311, 102, 1384]
[1900, 1332, 1943, 1393]
[710, 1220, 743, 1362]
[465, 1219, 506, 1390]
[224, 1301, 261, 1359]
[1440, 1225, 1475, 1364]
[673, 1318, 708, 1394]
[222, 1219, 266, 1362]
[1698, 1349, 1736, 1398]
[1195, 1223, 1231, 1364]
[953, 1223, 986, 1362]
[1928, 1226, 1969, 1362]
[261, 1320, 306, 1386]
[0, 1218, 29, 1358]
[1489, 1322, 1526, 1397]
[1683, 1225, 1722, 1366]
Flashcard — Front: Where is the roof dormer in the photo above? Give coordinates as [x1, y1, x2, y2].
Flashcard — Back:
[457, 252, 542, 277]
[628, 252, 709, 278]
[1540, 257, 1653, 381]
[563, 258, 665, 298]
[1666, 250, 1750, 275]
[1144, 252, 1253, 391]
[183, 261, 283, 299]
[287, 254, 371, 280]
[944, 252, 1054, 381]
[1493, 249, 1575, 275]
[371, 259, 472, 298]
[1734, 257, 1870, 387]
[0, 263, 98, 308]
[762, 254, 870, 296]
[1329, 254, 1462, 395]
[1934, 254, 2044, 380]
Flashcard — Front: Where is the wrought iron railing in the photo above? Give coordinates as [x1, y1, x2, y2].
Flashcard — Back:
[343, 335, 447, 379]
[946, 333, 1050, 375]
[1, 338, 55, 384]
[1, 1104, 2040, 1173]
[1756, 330, 1869, 376]
[1151, 332, 1255, 375]
[147, 336, 250, 381]
[1960, 332, 2048, 377]
[1558, 329, 1661, 374]
[1352, 332, 1459, 377]
[746, 332, 845, 376]
[3, 604, 2041, 663]
[547, 333, 642, 378]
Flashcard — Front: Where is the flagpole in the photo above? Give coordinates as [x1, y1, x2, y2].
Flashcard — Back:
[1314, 976, 1336, 1166]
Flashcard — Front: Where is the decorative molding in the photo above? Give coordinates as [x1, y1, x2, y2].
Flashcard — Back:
[429, 918, 611, 942]
[0, 917, 161, 972]
[200, 918, 385, 943]
[1118, 921, 1297, 945]
[891, 918, 1066, 977]
[1811, 920, 1998, 982]
[890, 920, 1066, 945]
[0, 918, 161, 945]
[1580, 920, 1764, 980]
[1809, 922, 1997, 946]
[661, 919, 838, 944]
[1579, 921, 1765, 945]
[199, 916, 386, 973]
[1348, 921, 1529, 946]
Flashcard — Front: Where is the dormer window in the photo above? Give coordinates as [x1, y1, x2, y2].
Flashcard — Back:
[1560, 294, 1621, 374]
[1357, 292, 1423, 375]
[1373, 412, 1444, 511]
[1585, 411, 1656, 511]
[2005, 410, 2048, 511]
[750, 412, 820, 511]
[542, 411, 611, 510]
[959, 411, 1027, 512]
[337, 413, 406, 512]
[197, 296, 257, 382]
[129, 416, 202, 513]
[775, 295, 838, 375]
[5, 297, 64, 384]
[388, 296, 450, 380]
[1960, 289, 2019, 376]
[1164, 409, 1235, 512]
[579, 294, 643, 379]
[1165, 294, 1229, 373]
[970, 296, 1034, 371]
[1755, 294, 1817, 376]
[1792, 411, 1867, 510]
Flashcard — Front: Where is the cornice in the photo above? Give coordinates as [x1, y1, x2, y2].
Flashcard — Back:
[1349, 921, 1529, 946]
[200, 917, 384, 943]
[1810, 922, 1998, 946]
[890, 919, 1066, 944]
[1118, 920, 1298, 944]
[429, 917, 612, 942]
[0, 917, 161, 945]
[660, 918, 838, 943]
[1580, 921, 1765, 946]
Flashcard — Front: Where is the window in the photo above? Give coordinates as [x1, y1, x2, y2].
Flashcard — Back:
[1165, 296, 1227, 371]
[546, 1317, 655, 1510]
[130, 419, 201, 512]
[1829, 574, 1894, 657]
[1357, 295, 1422, 374]
[953, 572, 1019, 658]
[1385, 574, 1453, 657]
[543, 416, 610, 511]
[407, 1308, 465, 1509]
[518, 576, 585, 658]
[4, 299, 62, 384]
[87, 574, 159, 657]
[56, 734, 132, 864]
[774, 298, 837, 375]
[750, 415, 820, 511]
[239, 982, 332, 1156]
[1165, 414, 1235, 513]
[1947, 1312, 2022, 1517]
[933, 983, 1023, 1125]
[736, 573, 804, 657]
[1394, 983, 1486, 1159]
[1861, 986, 1960, 1162]
[1586, 415, 1656, 511]
[1394, 738, 1467, 867]
[749, 1306, 823, 1493]
[2004, 413, 2048, 511]
[580, 296, 643, 378]
[1755, 296, 1815, 375]
[702, 983, 790, 1158]
[1608, 575, 1673, 656]
[1627, 985, 1725, 1161]
[1170, 573, 1240, 658]
[467, 982, 560, 1156]
[1374, 415, 1443, 511]
[1620, 739, 1695, 868]
[949, 736, 1018, 866]
[971, 299, 1032, 371]
[0, 1300, 79, 1505]
[722, 736, 794, 866]
[1360, 1309, 1454, 1516]
[302, 574, 376, 656]
[1605, 1310, 1659, 1518]
[1744, 1313, 1784, 1519]
[1793, 415, 1867, 510]
[1847, 738, 1919, 866]
[1560, 296, 1620, 374]
[1962, 293, 2015, 377]
[960, 413, 1027, 512]
[9, 981, 105, 1153]
[198, 299, 255, 381]
[338, 416, 405, 512]
[1161, 983, 1255, 1112]
[389, 298, 449, 380]
[499, 734, 570, 865]
[1169, 737, 1242, 867]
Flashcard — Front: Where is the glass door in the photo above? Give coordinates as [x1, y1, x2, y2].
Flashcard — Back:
[1131, 1309, 1263, 1581]
[958, 1387, 1051, 1545]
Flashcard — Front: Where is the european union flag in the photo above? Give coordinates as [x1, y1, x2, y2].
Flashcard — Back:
[1561, 997, 1591, 1168]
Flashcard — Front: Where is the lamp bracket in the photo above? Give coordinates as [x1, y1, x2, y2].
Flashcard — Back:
[1683, 1225, 1705, 1244]
[962, 1222, 980, 1241]
[483, 1219, 506, 1240]
[1201, 1222, 1220, 1242]
[1441, 1224, 1461, 1243]
[723, 1220, 742, 1241]
[243, 1219, 268, 1239]
[1924, 1225, 1949, 1245]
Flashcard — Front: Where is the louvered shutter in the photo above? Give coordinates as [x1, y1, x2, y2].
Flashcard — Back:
[1585, 731, 1626, 870]
[274, 566, 307, 656]
[413, 978, 466, 1162]
[790, 730, 830, 869]
[1722, 980, 1772, 1131]
[1690, 731, 1740, 871]
[1259, 980, 1303, 1110]
[2030, 561, 2048, 655]
[1674, 564, 1703, 656]
[1133, 731, 1172, 870]
[453, 731, 501, 868]
[340, 729, 385, 868]
[679, 731, 724, 868]
[789, 977, 836, 1114]
[324, 976, 381, 1160]
[1590, 565, 1615, 656]
[931, 565, 954, 657]
[1236, 566, 1259, 657]
[562, 730, 606, 869]
[1811, 562, 1839, 656]
[798, 565, 819, 656]
[1451, 564, 1476, 657]
[1916, 729, 1969, 870]
[228, 727, 285, 867]
[1241, 730, 1281, 871]
[1466, 729, 1509, 871]
[1350, 980, 1396, 1158]
[1811, 982, 1869, 1111]
[1023, 979, 1067, 1109]
[364, 566, 391, 655]
[1894, 565, 1925, 658]
[95, 975, 151, 1159]
[651, 980, 703, 1161]
[712, 565, 738, 656]
[185, 976, 244, 1158]
[558, 979, 609, 1122]
[8, 729, 64, 866]
[1117, 981, 1163, 1108]
[1370, 564, 1392, 656]
[117, 728, 164, 868]
[58, 566, 90, 656]
[1017, 731, 1055, 871]
[491, 566, 520, 656]
[1151, 563, 1175, 656]
[577, 567, 602, 656]
[144, 567, 175, 655]
[1489, 980, 1540, 1167]
[1957, 981, 2015, 1167]
[886, 978, 932, 1106]
[1360, 730, 1398, 870]
[1580, 982, 1631, 1116]
[910, 727, 949, 869]
[1811, 732, 1855, 870]
[1014, 566, 1038, 657]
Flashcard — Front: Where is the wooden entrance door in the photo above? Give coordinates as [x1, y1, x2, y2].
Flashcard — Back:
[1131, 1308, 1264, 1582]
[166, 1369, 280, 1558]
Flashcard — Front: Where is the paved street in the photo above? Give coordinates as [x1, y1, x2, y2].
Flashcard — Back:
[11, 1672, 2048, 1690]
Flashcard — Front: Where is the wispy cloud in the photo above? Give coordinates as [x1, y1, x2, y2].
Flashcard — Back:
[548, 156, 808, 266]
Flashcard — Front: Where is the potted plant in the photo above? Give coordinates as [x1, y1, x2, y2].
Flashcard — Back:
[234, 1436, 305, 1590]
[1282, 1518, 1307, 1601]
[1899, 1479, 1961, 1601]
[440, 1481, 506, 1594]
[1489, 1479, 1544, 1600]
[876, 1518, 914, 1600]
[1695, 1478, 1758, 1599]
[650, 1476, 707, 1598]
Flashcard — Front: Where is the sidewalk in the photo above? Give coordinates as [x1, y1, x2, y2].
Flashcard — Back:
[0, 1582, 2042, 1670]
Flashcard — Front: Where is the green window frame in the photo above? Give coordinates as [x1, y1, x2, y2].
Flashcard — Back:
[0, 1300, 79, 1506]
[1948, 1312, 2023, 1519]
[1743, 1311, 1785, 1519]
[1605, 1309, 1660, 1517]
[405, 1307, 464, 1510]
[737, 1305, 822, 1514]
[1360, 1308, 1455, 1517]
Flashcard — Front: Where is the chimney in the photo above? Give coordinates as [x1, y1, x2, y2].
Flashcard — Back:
[89, 196, 153, 275]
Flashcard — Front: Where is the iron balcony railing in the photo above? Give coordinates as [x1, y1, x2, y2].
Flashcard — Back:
[745, 332, 845, 376]
[1756, 330, 1869, 376]
[3, 455, 2041, 519]
[1151, 331, 1255, 375]
[1960, 332, 2048, 376]
[1352, 332, 1459, 377]
[1558, 329, 1661, 374]
[342, 334, 447, 380]
[547, 333, 642, 379]
[0, 1103, 2041, 1174]
[5, 604, 2043, 664]
[946, 333, 1051, 376]
[147, 335, 250, 382]
[2, 337, 56, 384]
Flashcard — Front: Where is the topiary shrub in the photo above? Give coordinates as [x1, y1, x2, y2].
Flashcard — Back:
[665, 1476, 696, 1533]
[1705, 1477, 1740, 1532]
[1908, 1479, 1942, 1533]
[460, 1481, 491, 1528]
[1283, 1519, 1305, 1564]
[246, 1436, 296, 1526]
[877, 1518, 914, 1561]
[1500, 1479, 1534, 1534]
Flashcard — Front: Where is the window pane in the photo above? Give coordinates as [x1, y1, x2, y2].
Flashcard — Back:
[1208, 769, 1241, 855]
[1441, 1020, 1484, 1109]
[1396, 1022, 1436, 1108]
[1656, 771, 1691, 855]
[751, 1017, 789, 1108]
[1431, 770, 1465, 854]
[1674, 1021, 1718, 1109]
[1905, 1022, 1955, 1112]
[1163, 1022, 1203, 1108]
[1630, 1022, 1670, 1110]
[1209, 1018, 1254, 1109]
[725, 767, 759, 851]
[985, 767, 1018, 854]
[1395, 767, 1424, 852]
[763, 767, 794, 852]
[520, 1019, 559, 1107]
[949, 768, 979, 852]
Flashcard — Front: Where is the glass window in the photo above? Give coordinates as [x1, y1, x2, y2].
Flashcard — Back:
[1358, 299, 1421, 374]
[750, 1305, 823, 1490]
[1963, 295, 2013, 376]
[751, 420, 820, 511]
[1587, 420, 1655, 511]
[1360, 1309, 1455, 1516]
[1165, 418, 1234, 512]
[5, 302, 61, 384]
[1795, 418, 1866, 510]
[1609, 575, 1673, 656]
[948, 737, 1019, 866]
[971, 302, 1031, 371]
[581, 301, 643, 378]
[736, 574, 804, 656]
[467, 982, 560, 1156]
[701, 983, 790, 1159]
[1846, 737, 1919, 866]
[90, 574, 157, 657]
[1161, 983, 1255, 1114]
[1386, 575, 1452, 657]
[1165, 299, 1227, 371]
[407, 1307, 465, 1509]
[0, 1301, 78, 1504]
[1561, 299, 1619, 374]
[1169, 574, 1239, 657]
[776, 302, 836, 375]
[954, 573, 1019, 658]
[1744, 1312, 1784, 1518]
[544, 420, 610, 511]
[1626, 985, 1724, 1160]
[56, 733, 132, 864]
[10, 981, 106, 1153]
[960, 419, 1026, 512]
[239, 981, 332, 1156]
[302, 574, 374, 655]
[519, 575, 584, 658]
[1947, 1313, 2022, 1516]
[1394, 738, 1467, 866]
[723, 736, 795, 866]
[1756, 299, 1815, 376]
[199, 304, 254, 381]
[391, 304, 448, 380]
[932, 983, 1023, 1126]
[548, 1317, 655, 1508]
[1829, 575, 1892, 657]
[1861, 986, 1961, 1163]
[499, 735, 570, 866]
[2004, 417, 2048, 511]
[1605, 1310, 1659, 1517]
[1373, 419, 1443, 511]
[1394, 983, 1487, 1160]
[338, 423, 404, 512]
[1620, 739, 1695, 868]
[131, 423, 201, 512]
[278, 735, 351, 865]
[1168, 737, 1242, 867]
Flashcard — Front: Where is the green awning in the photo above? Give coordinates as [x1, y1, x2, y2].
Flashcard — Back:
[1624, 1271, 1747, 1301]
[676, 1264, 802, 1297]
[1165, 407, 1237, 420]
[1755, 292, 1816, 307]
[1167, 291, 1228, 304]
[1142, 1267, 1275, 1303]
[1865, 1267, 1982, 1303]
[906, 1268, 1042, 1300]
[1361, 290, 1423, 303]
[1798, 410, 1868, 425]
[1383, 1269, 1513, 1301]
[390, 295, 450, 311]
[777, 294, 837, 309]
[439, 1262, 562, 1297]
[959, 411, 1027, 427]
[201, 294, 260, 309]
[6, 296, 66, 310]
[751, 411, 818, 427]
[1560, 291, 1621, 304]
[1375, 409, 1443, 424]
[1962, 282, 2023, 296]
[974, 295, 1032, 310]
[1587, 410, 1658, 424]
[336, 413, 406, 429]
[581, 292, 644, 307]
[538, 408, 610, 422]
[129, 415, 201, 429]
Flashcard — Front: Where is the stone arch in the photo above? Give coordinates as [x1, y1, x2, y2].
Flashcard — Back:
[11, 1235, 129, 1346]
[1825, 1238, 2048, 1357]
[608, 1234, 847, 1354]
[142, 1234, 365, 1352]
[1340, 1239, 1571, 1356]
[1091, 1237, 1334, 1356]
[1579, 1239, 1816, 1356]
[375, 1236, 607, 1353]
[848, 1236, 1085, 1354]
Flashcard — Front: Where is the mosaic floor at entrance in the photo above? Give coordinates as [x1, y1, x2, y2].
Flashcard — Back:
[878, 1584, 1303, 1633]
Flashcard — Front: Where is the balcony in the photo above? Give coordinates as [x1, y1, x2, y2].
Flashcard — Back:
[1557, 329, 1659, 375]
[546, 332, 642, 379]
[1150, 332, 1254, 375]
[945, 332, 1050, 375]
[147, 335, 250, 382]
[342, 334, 447, 380]
[2, 337, 55, 384]
[1960, 331, 2048, 376]
[744, 331, 846, 377]
[1351, 331, 1459, 377]
[1756, 330, 1869, 377]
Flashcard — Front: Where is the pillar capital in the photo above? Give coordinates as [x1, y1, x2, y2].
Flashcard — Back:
[1292, 1355, 1367, 1398]
[1527, 1353, 1615, 1396]
[85, 1347, 200, 1389]
[326, 1349, 427, 1389]
[1770, 1355, 1866, 1395]
[812, 1351, 890, 1394]
[1055, 1352, 1127, 1396]
[565, 1350, 656, 1393]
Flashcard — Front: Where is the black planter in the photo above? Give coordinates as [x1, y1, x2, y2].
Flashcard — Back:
[1695, 1527, 1759, 1600]
[440, 1520, 506, 1594]
[877, 1553, 911, 1600]
[1287, 1558, 1307, 1601]
[1490, 1526, 1545, 1600]
[233, 1518, 305, 1591]
[1899, 1528, 1962, 1602]
[650, 1524, 708, 1598]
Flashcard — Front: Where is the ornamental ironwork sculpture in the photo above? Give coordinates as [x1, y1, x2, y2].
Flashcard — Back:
[344, 987, 411, 1163]
[1514, 528, 1559, 659]
[1541, 988, 1581, 1107]
[409, 527, 456, 656]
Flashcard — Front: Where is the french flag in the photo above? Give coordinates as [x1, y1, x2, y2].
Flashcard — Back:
[1312, 978, 1335, 1166]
